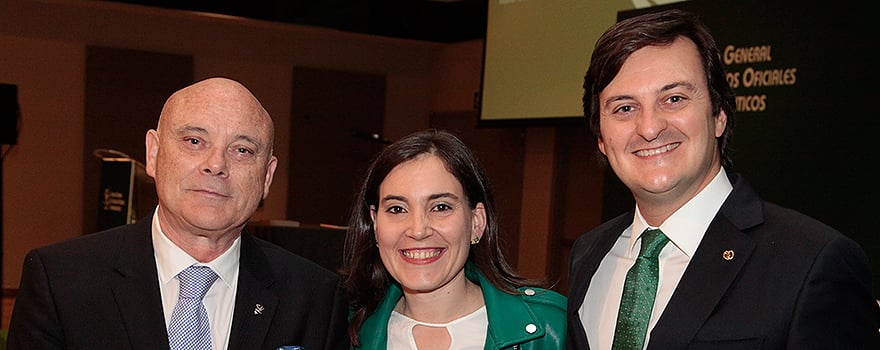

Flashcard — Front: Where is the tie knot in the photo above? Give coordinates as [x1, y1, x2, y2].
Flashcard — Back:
[639, 228, 669, 258]
[177, 265, 218, 299]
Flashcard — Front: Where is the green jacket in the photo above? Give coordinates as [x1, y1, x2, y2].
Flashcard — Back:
[355, 264, 567, 349]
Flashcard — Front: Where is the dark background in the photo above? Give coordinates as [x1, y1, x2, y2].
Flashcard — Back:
[101, 0, 488, 43]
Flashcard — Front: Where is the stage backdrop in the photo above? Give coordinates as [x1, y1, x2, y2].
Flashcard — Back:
[600, 0, 878, 295]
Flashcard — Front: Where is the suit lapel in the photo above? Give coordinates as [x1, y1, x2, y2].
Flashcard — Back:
[108, 218, 170, 350]
[228, 233, 279, 350]
[649, 218, 755, 348]
[649, 174, 763, 348]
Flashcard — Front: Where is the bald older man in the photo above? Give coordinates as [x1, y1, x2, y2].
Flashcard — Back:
[8, 77, 349, 350]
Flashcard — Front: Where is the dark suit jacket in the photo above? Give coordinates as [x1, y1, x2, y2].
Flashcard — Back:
[7, 215, 350, 350]
[568, 173, 880, 349]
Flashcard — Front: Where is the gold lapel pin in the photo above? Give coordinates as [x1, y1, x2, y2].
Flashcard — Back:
[254, 303, 265, 315]
[722, 250, 735, 261]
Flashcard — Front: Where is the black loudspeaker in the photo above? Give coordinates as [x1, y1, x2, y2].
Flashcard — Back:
[1, 83, 19, 145]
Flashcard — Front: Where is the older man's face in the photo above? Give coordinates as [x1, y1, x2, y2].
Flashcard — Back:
[146, 79, 277, 238]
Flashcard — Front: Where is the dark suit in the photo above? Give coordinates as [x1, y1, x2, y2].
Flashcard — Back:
[568, 173, 880, 349]
[7, 215, 349, 350]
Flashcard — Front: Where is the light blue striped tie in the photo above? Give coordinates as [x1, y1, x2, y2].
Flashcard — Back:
[168, 265, 218, 350]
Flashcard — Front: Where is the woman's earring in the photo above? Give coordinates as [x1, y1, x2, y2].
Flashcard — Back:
[471, 236, 480, 244]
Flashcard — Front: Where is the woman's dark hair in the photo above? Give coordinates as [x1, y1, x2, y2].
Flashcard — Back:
[340, 129, 540, 346]
[582, 9, 736, 169]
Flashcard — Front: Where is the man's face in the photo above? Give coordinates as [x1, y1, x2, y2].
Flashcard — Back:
[146, 80, 277, 238]
[597, 37, 726, 219]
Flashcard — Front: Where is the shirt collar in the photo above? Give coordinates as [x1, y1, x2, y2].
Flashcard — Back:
[631, 167, 733, 257]
[152, 207, 241, 289]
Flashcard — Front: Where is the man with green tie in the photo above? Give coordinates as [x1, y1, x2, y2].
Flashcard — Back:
[567, 9, 880, 349]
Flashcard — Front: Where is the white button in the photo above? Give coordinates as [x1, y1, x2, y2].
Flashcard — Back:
[525, 324, 537, 333]
[524, 288, 535, 296]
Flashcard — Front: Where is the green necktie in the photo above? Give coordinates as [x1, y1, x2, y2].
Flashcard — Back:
[611, 228, 670, 350]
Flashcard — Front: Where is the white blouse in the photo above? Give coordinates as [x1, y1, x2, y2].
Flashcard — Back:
[388, 305, 488, 349]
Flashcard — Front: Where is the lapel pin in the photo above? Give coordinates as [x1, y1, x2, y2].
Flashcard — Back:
[254, 303, 265, 315]
[722, 250, 735, 261]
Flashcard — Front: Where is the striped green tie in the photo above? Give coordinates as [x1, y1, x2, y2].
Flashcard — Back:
[611, 228, 669, 350]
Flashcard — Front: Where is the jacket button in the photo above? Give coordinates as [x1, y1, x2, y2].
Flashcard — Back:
[525, 323, 537, 333]
[524, 288, 536, 296]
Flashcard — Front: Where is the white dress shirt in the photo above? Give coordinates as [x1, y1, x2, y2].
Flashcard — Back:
[152, 209, 241, 350]
[579, 167, 733, 350]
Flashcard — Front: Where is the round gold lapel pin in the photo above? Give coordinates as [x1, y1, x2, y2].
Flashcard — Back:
[722, 250, 735, 261]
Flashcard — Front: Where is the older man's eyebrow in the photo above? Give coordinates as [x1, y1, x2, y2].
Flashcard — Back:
[234, 134, 264, 150]
[176, 125, 208, 135]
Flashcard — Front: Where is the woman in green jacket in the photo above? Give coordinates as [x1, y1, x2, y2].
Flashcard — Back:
[342, 129, 566, 349]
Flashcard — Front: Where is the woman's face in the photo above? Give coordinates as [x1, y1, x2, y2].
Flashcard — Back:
[371, 154, 485, 295]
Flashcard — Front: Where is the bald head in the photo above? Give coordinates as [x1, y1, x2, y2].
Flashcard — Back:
[157, 77, 274, 152]
[145, 77, 278, 253]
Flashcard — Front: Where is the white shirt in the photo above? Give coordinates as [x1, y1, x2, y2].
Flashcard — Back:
[579, 167, 732, 350]
[153, 208, 240, 350]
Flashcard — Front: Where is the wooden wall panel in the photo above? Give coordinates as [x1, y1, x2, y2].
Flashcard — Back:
[84, 46, 193, 234]
[288, 67, 385, 226]
[430, 111, 526, 271]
